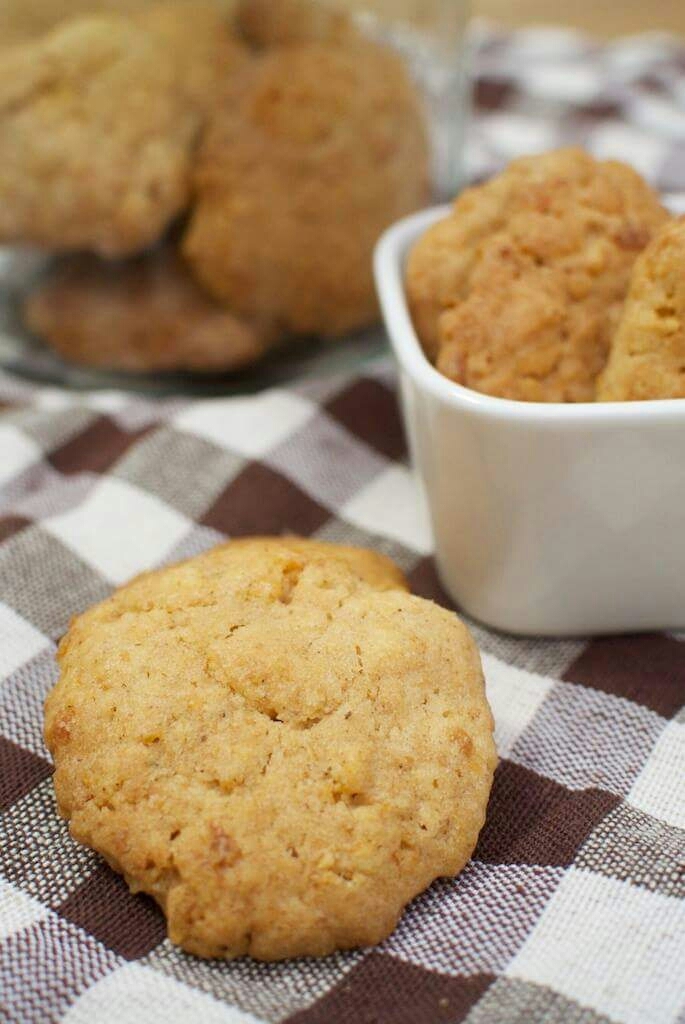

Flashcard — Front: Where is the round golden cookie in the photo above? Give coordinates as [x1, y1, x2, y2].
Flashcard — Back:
[45, 537, 496, 961]
[597, 216, 685, 401]
[236, 0, 354, 49]
[0, 15, 197, 257]
[183, 40, 429, 337]
[23, 246, 275, 373]
[406, 148, 668, 402]
[135, 2, 251, 114]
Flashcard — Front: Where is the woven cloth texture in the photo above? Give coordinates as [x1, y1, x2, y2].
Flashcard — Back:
[1, 24, 685, 1024]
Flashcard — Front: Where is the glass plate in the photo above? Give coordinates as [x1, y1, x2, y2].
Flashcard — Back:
[0, 248, 387, 397]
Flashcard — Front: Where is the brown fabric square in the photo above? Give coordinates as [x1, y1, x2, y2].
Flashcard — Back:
[286, 952, 494, 1024]
[0, 736, 52, 812]
[49, 416, 152, 476]
[202, 462, 331, 538]
[57, 863, 166, 961]
[474, 77, 519, 111]
[325, 378, 407, 462]
[574, 99, 624, 120]
[0, 514, 31, 543]
[475, 761, 620, 868]
[563, 634, 685, 719]
[407, 558, 456, 611]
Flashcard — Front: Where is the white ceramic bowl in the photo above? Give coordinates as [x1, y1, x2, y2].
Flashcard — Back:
[374, 203, 685, 636]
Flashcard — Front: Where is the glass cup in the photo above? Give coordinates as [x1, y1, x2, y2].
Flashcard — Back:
[317, 0, 471, 196]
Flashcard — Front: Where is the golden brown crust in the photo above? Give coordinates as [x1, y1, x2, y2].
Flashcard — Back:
[406, 148, 668, 401]
[183, 40, 429, 337]
[24, 246, 275, 373]
[0, 15, 198, 257]
[135, 2, 251, 114]
[45, 537, 496, 960]
[597, 217, 685, 401]
[236, 0, 354, 49]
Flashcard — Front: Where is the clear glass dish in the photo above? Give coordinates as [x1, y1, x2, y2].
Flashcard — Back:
[336, 0, 470, 196]
[0, 0, 470, 395]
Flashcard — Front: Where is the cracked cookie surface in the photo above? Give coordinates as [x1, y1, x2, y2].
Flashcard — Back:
[45, 537, 496, 960]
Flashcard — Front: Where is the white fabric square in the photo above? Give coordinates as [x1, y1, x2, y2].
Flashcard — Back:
[0, 602, 49, 678]
[589, 124, 667, 182]
[632, 94, 685, 142]
[33, 388, 75, 411]
[482, 653, 554, 758]
[628, 719, 685, 830]
[62, 964, 263, 1024]
[341, 465, 433, 554]
[463, 137, 495, 181]
[520, 64, 601, 104]
[506, 26, 590, 59]
[0, 879, 48, 940]
[664, 193, 685, 217]
[508, 869, 685, 1024]
[0, 424, 41, 486]
[82, 391, 129, 414]
[174, 390, 314, 458]
[44, 477, 190, 585]
[479, 113, 559, 161]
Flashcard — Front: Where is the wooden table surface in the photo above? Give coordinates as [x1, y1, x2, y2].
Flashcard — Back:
[1, 0, 684, 48]
[475, 0, 685, 39]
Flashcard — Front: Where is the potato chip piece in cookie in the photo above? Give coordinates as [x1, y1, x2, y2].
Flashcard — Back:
[45, 537, 496, 960]
[0, 15, 197, 256]
[406, 148, 667, 401]
[597, 217, 685, 401]
[24, 246, 275, 373]
[236, 0, 354, 49]
[136, 2, 251, 113]
[183, 41, 429, 337]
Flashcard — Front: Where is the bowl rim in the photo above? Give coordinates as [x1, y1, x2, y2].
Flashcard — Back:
[373, 200, 685, 424]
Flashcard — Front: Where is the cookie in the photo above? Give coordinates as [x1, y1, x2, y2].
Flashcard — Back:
[136, 2, 251, 113]
[0, 15, 197, 257]
[406, 148, 668, 401]
[597, 216, 685, 401]
[236, 0, 354, 49]
[45, 537, 496, 960]
[183, 40, 429, 337]
[23, 246, 275, 373]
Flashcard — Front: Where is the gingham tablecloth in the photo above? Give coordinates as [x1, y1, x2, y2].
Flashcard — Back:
[1, 25, 685, 1024]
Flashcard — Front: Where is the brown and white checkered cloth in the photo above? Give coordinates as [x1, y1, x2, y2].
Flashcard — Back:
[1, 25, 685, 1024]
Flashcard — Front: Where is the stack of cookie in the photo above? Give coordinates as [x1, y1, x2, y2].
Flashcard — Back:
[406, 147, 685, 402]
[596, 215, 685, 401]
[0, 0, 430, 373]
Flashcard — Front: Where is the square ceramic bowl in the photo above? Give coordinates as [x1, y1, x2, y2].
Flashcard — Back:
[374, 203, 685, 637]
